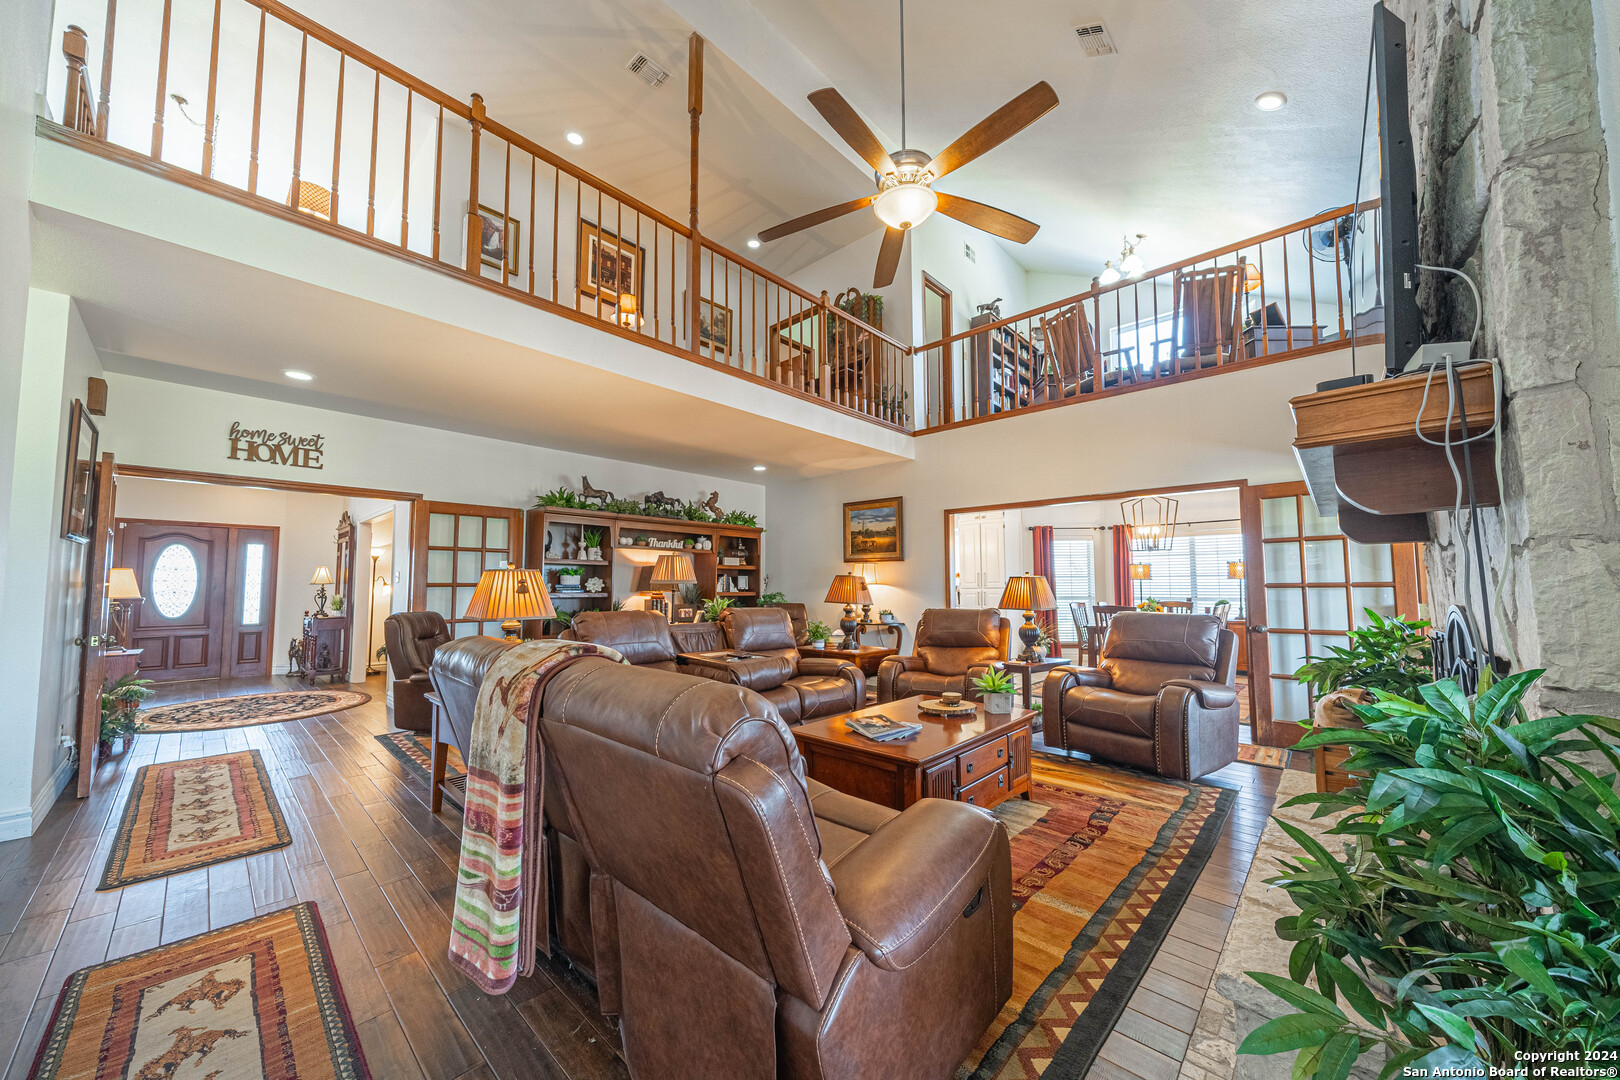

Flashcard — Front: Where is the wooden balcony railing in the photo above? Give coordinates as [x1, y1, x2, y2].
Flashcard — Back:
[913, 202, 1387, 432]
[45, 5, 909, 431]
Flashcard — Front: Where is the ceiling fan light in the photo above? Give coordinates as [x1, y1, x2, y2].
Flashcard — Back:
[873, 180, 937, 231]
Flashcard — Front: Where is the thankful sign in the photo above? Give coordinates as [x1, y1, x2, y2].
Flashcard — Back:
[227, 422, 326, 469]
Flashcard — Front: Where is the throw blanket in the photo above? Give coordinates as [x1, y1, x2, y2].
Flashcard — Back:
[448, 639, 626, 993]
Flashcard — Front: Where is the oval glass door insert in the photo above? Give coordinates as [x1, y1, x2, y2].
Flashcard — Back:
[151, 543, 200, 619]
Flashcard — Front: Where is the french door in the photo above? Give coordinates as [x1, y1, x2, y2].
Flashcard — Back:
[1240, 482, 1425, 745]
[411, 502, 522, 638]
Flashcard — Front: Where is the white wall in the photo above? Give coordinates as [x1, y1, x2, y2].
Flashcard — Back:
[764, 348, 1375, 641]
[113, 477, 350, 675]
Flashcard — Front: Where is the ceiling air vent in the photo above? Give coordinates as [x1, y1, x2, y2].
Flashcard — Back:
[1072, 22, 1117, 57]
[625, 52, 670, 89]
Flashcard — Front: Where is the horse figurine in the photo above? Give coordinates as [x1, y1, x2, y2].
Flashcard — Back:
[703, 491, 724, 518]
[580, 477, 613, 506]
[643, 490, 680, 516]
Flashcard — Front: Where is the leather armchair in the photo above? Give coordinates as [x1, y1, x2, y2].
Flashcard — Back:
[559, 609, 695, 670]
[768, 601, 810, 645]
[537, 659, 1013, 1080]
[875, 608, 1011, 704]
[383, 611, 450, 731]
[714, 606, 864, 723]
[1043, 612, 1240, 780]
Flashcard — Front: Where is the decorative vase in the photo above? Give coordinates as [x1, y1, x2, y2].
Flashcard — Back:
[983, 692, 1014, 715]
[811, 639, 827, 649]
[588, 546, 602, 561]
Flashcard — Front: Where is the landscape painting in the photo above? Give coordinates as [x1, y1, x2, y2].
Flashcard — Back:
[843, 497, 903, 562]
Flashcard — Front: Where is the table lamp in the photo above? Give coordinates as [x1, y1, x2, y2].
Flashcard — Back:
[310, 565, 334, 617]
[824, 573, 871, 649]
[1129, 562, 1151, 604]
[107, 567, 142, 649]
[463, 564, 555, 642]
[617, 293, 639, 330]
[999, 574, 1057, 662]
[1228, 560, 1246, 619]
[650, 553, 697, 620]
[853, 563, 878, 621]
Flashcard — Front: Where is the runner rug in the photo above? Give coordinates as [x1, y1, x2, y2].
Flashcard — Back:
[100, 751, 292, 890]
[374, 731, 466, 809]
[962, 755, 1234, 1079]
[28, 902, 371, 1080]
[136, 689, 370, 734]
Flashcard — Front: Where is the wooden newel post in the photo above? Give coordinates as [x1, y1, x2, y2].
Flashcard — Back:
[688, 34, 703, 355]
[819, 290, 833, 400]
[97, 0, 117, 138]
[466, 92, 485, 275]
[62, 26, 93, 135]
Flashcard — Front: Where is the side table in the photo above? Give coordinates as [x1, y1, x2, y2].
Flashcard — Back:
[1002, 657, 1070, 710]
[796, 644, 897, 677]
[855, 620, 906, 652]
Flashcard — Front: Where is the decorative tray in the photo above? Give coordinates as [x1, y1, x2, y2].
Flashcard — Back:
[917, 699, 978, 718]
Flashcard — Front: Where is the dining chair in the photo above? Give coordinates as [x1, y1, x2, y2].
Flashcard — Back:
[1151, 258, 1246, 375]
[1069, 600, 1094, 665]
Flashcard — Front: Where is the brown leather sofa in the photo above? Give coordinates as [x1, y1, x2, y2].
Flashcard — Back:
[383, 611, 451, 731]
[558, 609, 720, 668]
[768, 601, 810, 645]
[875, 608, 1011, 704]
[711, 606, 864, 723]
[1043, 612, 1240, 780]
[538, 657, 1013, 1080]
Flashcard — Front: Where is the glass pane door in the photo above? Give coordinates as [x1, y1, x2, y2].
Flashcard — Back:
[413, 502, 521, 638]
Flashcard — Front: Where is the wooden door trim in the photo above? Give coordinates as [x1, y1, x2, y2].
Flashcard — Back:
[922, 273, 953, 422]
[114, 464, 423, 502]
[76, 452, 117, 798]
[224, 526, 281, 679]
[410, 501, 523, 612]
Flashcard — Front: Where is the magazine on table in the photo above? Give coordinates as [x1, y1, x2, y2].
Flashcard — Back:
[846, 715, 922, 742]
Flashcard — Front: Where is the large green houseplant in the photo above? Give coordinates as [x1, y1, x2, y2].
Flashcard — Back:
[1292, 609, 1432, 703]
[100, 671, 154, 752]
[1239, 669, 1620, 1075]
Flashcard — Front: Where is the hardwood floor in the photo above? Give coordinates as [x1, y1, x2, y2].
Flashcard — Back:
[0, 673, 1288, 1080]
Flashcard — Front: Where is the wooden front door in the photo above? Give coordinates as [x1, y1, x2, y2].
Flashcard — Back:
[75, 453, 117, 797]
[1240, 482, 1424, 746]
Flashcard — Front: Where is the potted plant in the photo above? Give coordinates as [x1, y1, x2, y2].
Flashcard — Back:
[1239, 669, 1620, 1075]
[973, 669, 1018, 714]
[702, 596, 734, 623]
[635, 535, 649, 547]
[878, 608, 895, 624]
[1136, 597, 1164, 612]
[581, 529, 603, 561]
[330, 594, 344, 613]
[806, 620, 833, 649]
[557, 567, 583, 592]
[1033, 622, 1054, 660]
[99, 671, 154, 754]
[1292, 609, 1431, 725]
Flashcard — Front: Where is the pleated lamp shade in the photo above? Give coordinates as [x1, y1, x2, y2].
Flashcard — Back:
[650, 553, 697, 586]
[107, 567, 142, 600]
[998, 574, 1056, 611]
[464, 567, 555, 640]
[824, 574, 871, 606]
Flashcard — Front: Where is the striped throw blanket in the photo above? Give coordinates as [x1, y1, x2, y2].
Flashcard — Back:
[448, 639, 626, 993]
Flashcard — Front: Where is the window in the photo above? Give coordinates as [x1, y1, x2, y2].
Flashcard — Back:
[1051, 533, 1096, 631]
[1130, 531, 1245, 609]
[241, 543, 265, 625]
[1109, 314, 1176, 371]
[151, 543, 199, 619]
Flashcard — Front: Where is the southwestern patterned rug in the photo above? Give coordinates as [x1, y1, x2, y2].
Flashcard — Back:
[28, 902, 371, 1080]
[136, 689, 370, 734]
[960, 755, 1233, 1079]
[374, 731, 466, 809]
[100, 751, 292, 890]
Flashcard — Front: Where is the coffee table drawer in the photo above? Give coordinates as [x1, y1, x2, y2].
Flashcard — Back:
[959, 766, 1011, 809]
[957, 737, 1009, 787]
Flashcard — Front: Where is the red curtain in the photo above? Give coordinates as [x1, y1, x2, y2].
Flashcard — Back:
[1031, 525, 1060, 648]
[1112, 525, 1134, 607]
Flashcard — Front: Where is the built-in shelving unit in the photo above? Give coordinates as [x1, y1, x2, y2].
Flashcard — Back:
[971, 313, 1046, 414]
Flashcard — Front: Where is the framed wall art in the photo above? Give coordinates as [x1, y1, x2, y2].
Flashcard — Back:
[843, 496, 903, 563]
[473, 203, 520, 275]
[61, 399, 99, 543]
[578, 220, 644, 306]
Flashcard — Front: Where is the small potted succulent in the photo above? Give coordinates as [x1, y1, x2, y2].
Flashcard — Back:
[635, 535, 650, 547]
[973, 669, 1018, 714]
[581, 529, 603, 561]
[806, 620, 833, 649]
[557, 566, 584, 592]
[878, 608, 896, 624]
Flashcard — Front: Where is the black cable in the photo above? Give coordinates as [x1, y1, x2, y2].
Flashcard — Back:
[1450, 365, 1497, 668]
[1348, 29, 1376, 379]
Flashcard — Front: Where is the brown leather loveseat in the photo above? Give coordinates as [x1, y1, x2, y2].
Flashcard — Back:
[875, 607, 1010, 704]
[705, 606, 864, 723]
[1043, 611, 1240, 780]
[383, 611, 451, 731]
[558, 608, 719, 669]
[538, 658, 1014, 1080]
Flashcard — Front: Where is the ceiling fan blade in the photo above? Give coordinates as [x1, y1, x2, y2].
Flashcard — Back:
[928, 81, 1059, 181]
[935, 192, 1039, 244]
[757, 195, 876, 244]
[874, 227, 905, 289]
[808, 88, 897, 177]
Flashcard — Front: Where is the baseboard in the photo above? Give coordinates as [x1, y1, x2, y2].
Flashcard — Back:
[0, 753, 75, 841]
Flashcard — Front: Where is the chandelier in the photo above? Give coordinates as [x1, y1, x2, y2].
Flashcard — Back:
[1122, 495, 1178, 552]
[1098, 233, 1148, 285]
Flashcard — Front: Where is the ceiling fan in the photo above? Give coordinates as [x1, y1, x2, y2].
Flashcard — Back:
[757, 0, 1058, 288]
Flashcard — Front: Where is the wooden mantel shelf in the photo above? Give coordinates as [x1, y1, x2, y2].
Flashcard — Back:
[1290, 365, 1500, 542]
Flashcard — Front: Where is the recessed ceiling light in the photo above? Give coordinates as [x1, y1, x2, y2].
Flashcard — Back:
[752, 465, 766, 472]
[282, 369, 314, 381]
[1254, 91, 1287, 112]
[747, 238, 761, 249]
[565, 131, 584, 146]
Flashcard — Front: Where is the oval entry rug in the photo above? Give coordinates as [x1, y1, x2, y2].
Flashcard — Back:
[136, 689, 371, 733]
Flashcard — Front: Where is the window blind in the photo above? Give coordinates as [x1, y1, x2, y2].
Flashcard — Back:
[1051, 536, 1096, 631]
[1131, 531, 1245, 609]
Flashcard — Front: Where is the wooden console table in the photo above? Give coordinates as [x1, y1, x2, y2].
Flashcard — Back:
[301, 614, 349, 682]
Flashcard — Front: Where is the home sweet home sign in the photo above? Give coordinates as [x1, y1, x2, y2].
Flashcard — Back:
[227, 422, 325, 469]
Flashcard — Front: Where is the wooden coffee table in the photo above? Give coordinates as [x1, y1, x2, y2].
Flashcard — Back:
[791, 698, 1034, 812]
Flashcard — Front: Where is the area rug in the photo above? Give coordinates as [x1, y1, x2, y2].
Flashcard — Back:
[100, 751, 292, 890]
[374, 731, 465, 809]
[1237, 743, 1290, 769]
[961, 757, 1234, 1079]
[136, 689, 370, 734]
[28, 901, 371, 1080]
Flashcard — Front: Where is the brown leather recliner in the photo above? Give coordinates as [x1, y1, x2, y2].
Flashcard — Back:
[709, 606, 864, 723]
[427, 635, 904, 990]
[383, 611, 451, 731]
[875, 608, 1011, 704]
[538, 658, 1014, 1080]
[1043, 612, 1240, 780]
[558, 609, 720, 669]
[768, 602, 810, 645]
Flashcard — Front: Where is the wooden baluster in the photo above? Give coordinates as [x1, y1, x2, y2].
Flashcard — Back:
[367, 70, 380, 236]
[96, 0, 117, 137]
[400, 90, 412, 247]
[526, 155, 535, 293]
[464, 92, 484, 274]
[615, 197, 624, 321]
[150, 0, 173, 157]
[1334, 227, 1345, 340]
[688, 34, 703, 356]
[1255, 248, 1267, 359]
[201, 0, 220, 176]
[330, 55, 345, 222]
[500, 139, 511, 284]
[551, 166, 559, 303]
[652, 225, 659, 340]
[594, 188, 602, 321]
[1281, 239, 1293, 352]
[1090, 290, 1103, 395]
[1307, 227, 1319, 345]
[1150, 270, 1161, 379]
[819, 291, 832, 401]
[248, 10, 264, 194]
[62, 26, 90, 134]
[430, 103, 442, 260]
[633, 211, 641, 334]
[288, 34, 307, 208]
